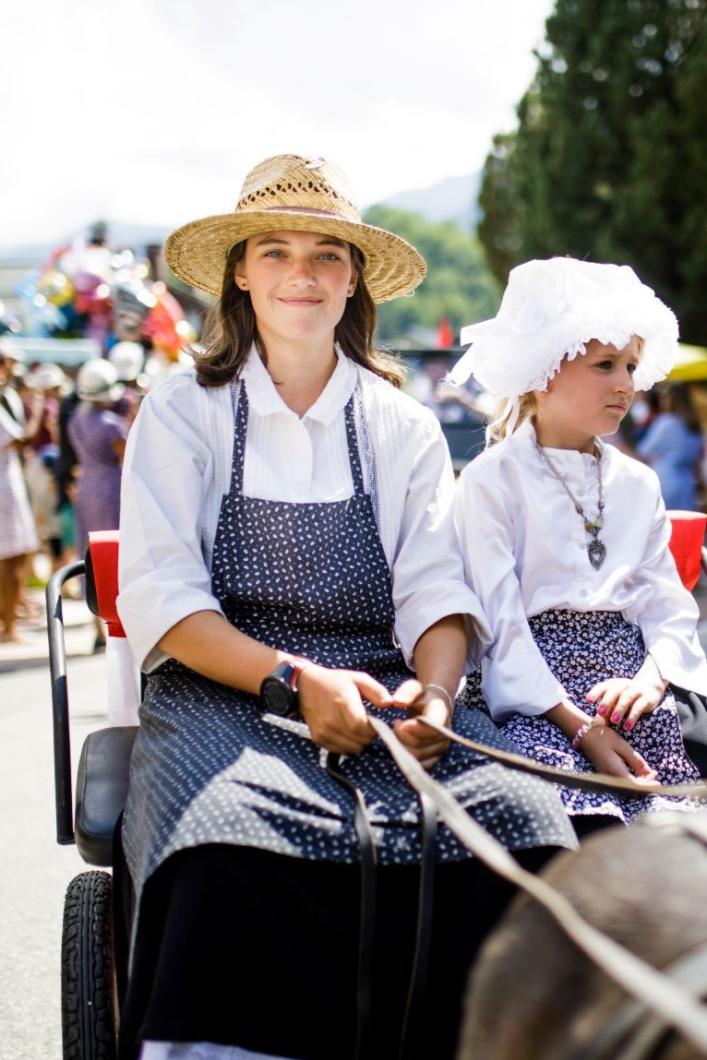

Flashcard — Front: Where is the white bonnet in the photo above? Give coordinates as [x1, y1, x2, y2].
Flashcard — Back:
[450, 257, 679, 398]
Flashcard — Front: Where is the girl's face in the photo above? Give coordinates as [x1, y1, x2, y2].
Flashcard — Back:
[235, 230, 357, 347]
[534, 337, 640, 450]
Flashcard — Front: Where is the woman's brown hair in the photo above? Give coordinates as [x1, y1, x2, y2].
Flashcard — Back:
[194, 242, 404, 388]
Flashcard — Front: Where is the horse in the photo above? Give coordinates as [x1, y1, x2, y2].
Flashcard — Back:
[458, 816, 707, 1060]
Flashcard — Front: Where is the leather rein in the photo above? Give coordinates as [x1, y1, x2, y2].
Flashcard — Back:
[369, 714, 707, 1059]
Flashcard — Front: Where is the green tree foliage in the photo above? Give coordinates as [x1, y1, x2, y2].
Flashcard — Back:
[478, 0, 707, 342]
[362, 205, 500, 343]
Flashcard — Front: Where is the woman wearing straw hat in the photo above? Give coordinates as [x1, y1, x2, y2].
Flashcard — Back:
[116, 155, 575, 1060]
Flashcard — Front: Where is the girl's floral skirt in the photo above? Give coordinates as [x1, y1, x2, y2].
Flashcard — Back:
[460, 610, 702, 824]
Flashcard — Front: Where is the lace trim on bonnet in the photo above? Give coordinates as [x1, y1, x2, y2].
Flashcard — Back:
[448, 259, 679, 419]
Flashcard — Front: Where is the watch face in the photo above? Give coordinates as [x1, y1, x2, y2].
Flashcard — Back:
[264, 679, 295, 717]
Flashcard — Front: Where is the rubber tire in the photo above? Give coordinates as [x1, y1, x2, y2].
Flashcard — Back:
[62, 870, 117, 1060]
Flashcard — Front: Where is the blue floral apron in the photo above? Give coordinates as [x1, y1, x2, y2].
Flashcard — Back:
[122, 380, 573, 902]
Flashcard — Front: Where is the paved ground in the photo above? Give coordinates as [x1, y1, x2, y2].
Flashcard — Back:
[0, 587, 108, 1060]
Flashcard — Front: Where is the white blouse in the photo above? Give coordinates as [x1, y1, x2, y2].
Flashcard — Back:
[455, 417, 707, 722]
[117, 346, 490, 672]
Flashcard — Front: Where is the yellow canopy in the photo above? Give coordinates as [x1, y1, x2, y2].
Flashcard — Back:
[668, 344, 707, 382]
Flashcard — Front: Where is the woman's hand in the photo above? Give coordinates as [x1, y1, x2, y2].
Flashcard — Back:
[297, 665, 392, 755]
[579, 723, 658, 785]
[586, 663, 667, 733]
[390, 679, 452, 770]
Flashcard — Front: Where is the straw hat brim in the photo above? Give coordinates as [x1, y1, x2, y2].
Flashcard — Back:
[164, 209, 427, 304]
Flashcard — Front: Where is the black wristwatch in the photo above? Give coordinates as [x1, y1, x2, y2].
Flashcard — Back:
[260, 661, 300, 717]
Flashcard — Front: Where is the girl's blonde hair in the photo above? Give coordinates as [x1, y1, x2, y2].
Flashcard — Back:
[488, 393, 537, 444]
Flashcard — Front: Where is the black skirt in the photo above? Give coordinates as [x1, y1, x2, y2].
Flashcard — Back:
[118, 842, 556, 1060]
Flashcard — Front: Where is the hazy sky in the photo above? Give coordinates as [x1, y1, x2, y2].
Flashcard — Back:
[2, 0, 555, 250]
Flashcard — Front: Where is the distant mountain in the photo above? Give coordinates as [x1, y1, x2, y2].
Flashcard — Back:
[1, 222, 173, 263]
[378, 173, 481, 232]
[1, 177, 482, 264]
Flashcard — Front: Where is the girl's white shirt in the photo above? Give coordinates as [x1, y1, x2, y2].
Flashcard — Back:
[117, 345, 490, 673]
[455, 416, 707, 723]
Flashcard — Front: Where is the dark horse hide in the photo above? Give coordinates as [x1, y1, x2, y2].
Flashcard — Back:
[458, 817, 707, 1060]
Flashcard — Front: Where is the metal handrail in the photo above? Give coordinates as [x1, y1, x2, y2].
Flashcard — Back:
[46, 560, 85, 845]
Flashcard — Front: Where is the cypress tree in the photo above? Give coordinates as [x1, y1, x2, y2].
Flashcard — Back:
[478, 0, 707, 342]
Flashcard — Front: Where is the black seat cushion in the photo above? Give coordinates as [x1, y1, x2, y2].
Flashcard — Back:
[75, 726, 138, 866]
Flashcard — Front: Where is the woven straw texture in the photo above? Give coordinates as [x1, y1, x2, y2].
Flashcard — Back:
[165, 154, 426, 304]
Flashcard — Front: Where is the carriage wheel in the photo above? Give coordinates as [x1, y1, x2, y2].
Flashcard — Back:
[62, 871, 117, 1060]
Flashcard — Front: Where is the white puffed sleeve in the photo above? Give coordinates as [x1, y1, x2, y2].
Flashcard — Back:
[623, 484, 707, 694]
[454, 462, 566, 721]
[117, 381, 225, 672]
[391, 413, 491, 669]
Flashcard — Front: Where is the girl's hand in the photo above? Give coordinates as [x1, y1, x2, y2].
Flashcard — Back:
[391, 679, 452, 770]
[580, 723, 659, 785]
[297, 665, 392, 755]
[586, 671, 667, 733]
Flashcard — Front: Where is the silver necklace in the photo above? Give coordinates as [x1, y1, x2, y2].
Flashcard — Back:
[535, 442, 606, 570]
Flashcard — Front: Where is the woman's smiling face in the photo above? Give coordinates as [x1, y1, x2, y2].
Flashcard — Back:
[235, 230, 357, 347]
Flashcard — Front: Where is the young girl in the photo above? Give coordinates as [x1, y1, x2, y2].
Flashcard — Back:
[452, 257, 707, 830]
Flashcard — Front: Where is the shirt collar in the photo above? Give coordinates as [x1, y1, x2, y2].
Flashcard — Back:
[240, 343, 356, 425]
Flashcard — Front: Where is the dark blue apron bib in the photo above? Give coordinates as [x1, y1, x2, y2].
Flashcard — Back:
[122, 379, 573, 902]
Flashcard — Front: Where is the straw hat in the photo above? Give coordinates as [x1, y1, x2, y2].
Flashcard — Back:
[164, 154, 427, 304]
[76, 358, 125, 403]
[451, 257, 679, 398]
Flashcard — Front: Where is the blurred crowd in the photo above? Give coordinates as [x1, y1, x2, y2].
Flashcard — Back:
[404, 352, 494, 425]
[631, 384, 705, 512]
[0, 340, 150, 645]
[0, 222, 199, 646]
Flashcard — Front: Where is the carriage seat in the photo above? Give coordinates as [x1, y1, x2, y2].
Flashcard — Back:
[75, 531, 138, 866]
[75, 725, 137, 865]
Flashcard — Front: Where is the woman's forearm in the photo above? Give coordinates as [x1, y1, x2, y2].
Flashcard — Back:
[160, 610, 472, 704]
[158, 610, 295, 694]
[412, 614, 468, 702]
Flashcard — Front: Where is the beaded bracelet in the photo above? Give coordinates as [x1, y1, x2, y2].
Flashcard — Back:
[571, 721, 591, 750]
[572, 716, 606, 750]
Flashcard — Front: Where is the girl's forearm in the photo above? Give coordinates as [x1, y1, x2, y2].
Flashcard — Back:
[545, 698, 593, 740]
[638, 652, 668, 692]
[157, 610, 296, 694]
[412, 614, 468, 702]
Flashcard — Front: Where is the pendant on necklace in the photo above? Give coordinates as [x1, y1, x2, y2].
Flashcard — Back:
[587, 538, 607, 570]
